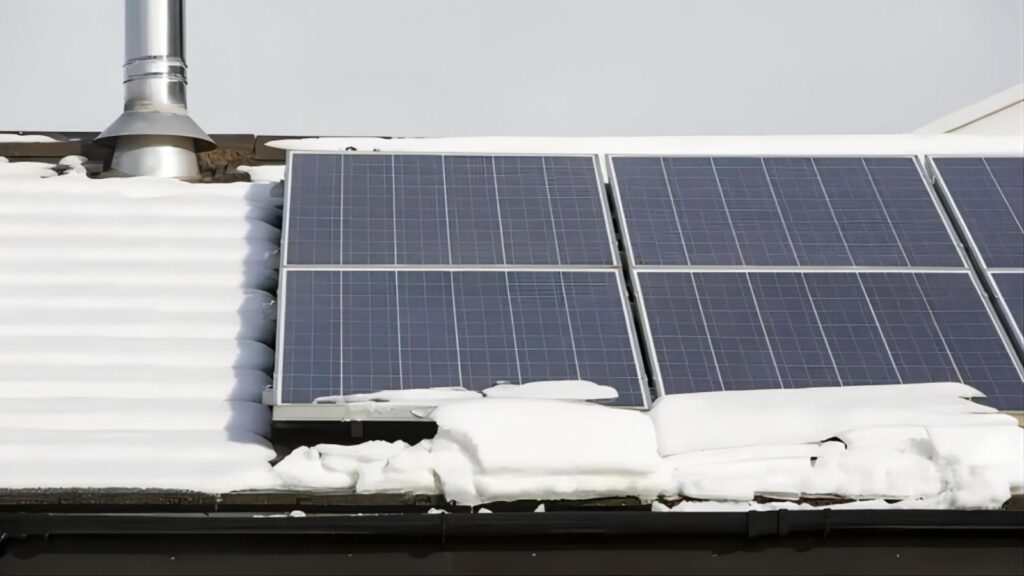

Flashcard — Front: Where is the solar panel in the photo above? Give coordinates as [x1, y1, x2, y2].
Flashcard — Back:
[285, 153, 617, 266]
[636, 271, 1023, 410]
[931, 157, 1024, 269]
[610, 156, 964, 268]
[280, 269, 647, 406]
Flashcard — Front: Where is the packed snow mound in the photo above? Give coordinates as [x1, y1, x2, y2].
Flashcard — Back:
[275, 440, 438, 494]
[649, 382, 1005, 456]
[0, 170, 282, 492]
[481, 380, 618, 401]
[273, 387, 1021, 509]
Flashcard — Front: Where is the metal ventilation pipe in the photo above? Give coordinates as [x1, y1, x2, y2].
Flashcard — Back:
[95, 0, 215, 178]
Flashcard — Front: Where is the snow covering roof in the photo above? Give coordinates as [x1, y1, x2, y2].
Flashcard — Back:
[915, 83, 1024, 136]
[0, 158, 282, 492]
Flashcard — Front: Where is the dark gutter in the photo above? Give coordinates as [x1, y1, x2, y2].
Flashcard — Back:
[3, 509, 1022, 541]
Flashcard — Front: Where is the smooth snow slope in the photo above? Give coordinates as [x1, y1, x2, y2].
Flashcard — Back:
[0, 159, 282, 492]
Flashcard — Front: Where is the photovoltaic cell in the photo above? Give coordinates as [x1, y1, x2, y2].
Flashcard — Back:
[285, 153, 615, 266]
[611, 156, 963, 268]
[932, 157, 1024, 269]
[637, 271, 1023, 410]
[280, 270, 646, 406]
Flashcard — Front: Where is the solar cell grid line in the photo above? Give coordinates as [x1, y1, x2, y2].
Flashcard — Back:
[930, 156, 1024, 269]
[277, 269, 649, 407]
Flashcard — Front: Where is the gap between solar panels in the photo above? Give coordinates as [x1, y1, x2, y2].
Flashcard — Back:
[273, 152, 649, 420]
[608, 155, 1023, 412]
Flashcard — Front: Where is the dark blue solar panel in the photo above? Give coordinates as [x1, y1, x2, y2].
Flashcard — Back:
[612, 156, 960, 268]
[993, 272, 1024, 350]
[280, 270, 646, 406]
[915, 273, 1023, 410]
[802, 273, 901, 386]
[636, 272, 721, 394]
[637, 271, 1023, 408]
[934, 157, 1024, 269]
[285, 154, 614, 266]
[748, 273, 841, 388]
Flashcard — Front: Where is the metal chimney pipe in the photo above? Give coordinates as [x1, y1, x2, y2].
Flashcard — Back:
[95, 0, 215, 178]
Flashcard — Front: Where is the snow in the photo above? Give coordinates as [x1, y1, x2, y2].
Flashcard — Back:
[0, 157, 56, 178]
[415, 398, 668, 505]
[313, 387, 482, 404]
[481, 380, 618, 401]
[238, 164, 286, 182]
[0, 133, 57, 143]
[0, 167, 281, 492]
[271, 387, 1022, 509]
[649, 383, 1007, 456]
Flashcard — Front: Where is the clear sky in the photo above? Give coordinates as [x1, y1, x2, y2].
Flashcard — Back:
[1, 0, 1021, 136]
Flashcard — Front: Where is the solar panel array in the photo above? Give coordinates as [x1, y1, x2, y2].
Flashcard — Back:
[930, 156, 1024, 361]
[279, 153, 648, 406]
[277, 151, 1024, 415]
[611, 156, 1024, 411]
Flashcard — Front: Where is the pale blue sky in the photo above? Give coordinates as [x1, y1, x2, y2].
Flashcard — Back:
[1, 0, 1021, 135]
